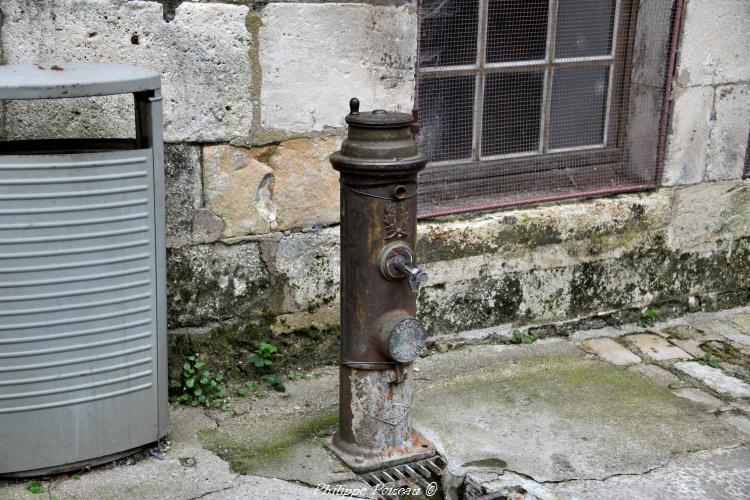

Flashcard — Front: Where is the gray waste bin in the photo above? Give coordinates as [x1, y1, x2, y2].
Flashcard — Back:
[0, 64, 168, 476]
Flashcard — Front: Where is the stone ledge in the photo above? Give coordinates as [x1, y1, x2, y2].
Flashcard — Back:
[166, 186, 750, 338]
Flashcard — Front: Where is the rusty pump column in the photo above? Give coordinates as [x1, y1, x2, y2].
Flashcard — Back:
[328, 98, 436, 472]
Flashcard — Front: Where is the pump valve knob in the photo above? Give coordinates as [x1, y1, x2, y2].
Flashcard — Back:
[349, 97, 360, 115]
[379, 312, 426, 364]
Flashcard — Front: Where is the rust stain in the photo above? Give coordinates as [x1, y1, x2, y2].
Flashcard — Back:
[50, 65, 64, 71]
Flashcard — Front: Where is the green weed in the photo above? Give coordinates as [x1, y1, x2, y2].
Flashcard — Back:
[510, 330, 538, 344]
[169, 354, 228, 410]
[638, 307, 661, 327]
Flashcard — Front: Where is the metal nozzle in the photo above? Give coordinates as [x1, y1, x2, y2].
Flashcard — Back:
[392, 256, 428, 293]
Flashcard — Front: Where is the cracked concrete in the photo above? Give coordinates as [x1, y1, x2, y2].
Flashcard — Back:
[551, 445, 750, 500]
[1, 308, 749, 499]
[416, 341, 745, 485]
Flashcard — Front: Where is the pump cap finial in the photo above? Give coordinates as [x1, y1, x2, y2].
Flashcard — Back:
[349, 97, 360, 115]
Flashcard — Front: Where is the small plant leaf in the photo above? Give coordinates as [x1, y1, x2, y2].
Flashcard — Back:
[26, 481, 45, 494]
[249, 355, 267, 368]
[170, 354, 229, 410]
[264, 373, 286, 392]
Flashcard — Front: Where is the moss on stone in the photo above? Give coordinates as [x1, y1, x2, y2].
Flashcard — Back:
[419, 272, 522, 335]
[464, 355, 682, 418]
[569, 235, 750, 317]
[418, 217, 563, 264]
[418, 234, 750, 338]
[197, 410, 338, 474]
[701, 340, 750, 373]
[168, 315, 340, 383]
[461, 458, 508, 469]
[166, 195, 750, 373]
[166, 243, 287, 328]
[418, 200, 664, 264]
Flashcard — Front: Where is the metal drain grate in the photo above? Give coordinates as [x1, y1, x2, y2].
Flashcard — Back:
[359, 455, 448, 499]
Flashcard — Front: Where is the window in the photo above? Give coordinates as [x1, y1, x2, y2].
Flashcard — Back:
[416, 0, 673, 217]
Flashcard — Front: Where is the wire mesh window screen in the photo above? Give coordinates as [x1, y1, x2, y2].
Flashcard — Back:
[416, 0, 674, 217]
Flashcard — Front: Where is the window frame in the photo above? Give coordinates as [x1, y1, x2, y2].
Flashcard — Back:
[416, 0, 641, 192]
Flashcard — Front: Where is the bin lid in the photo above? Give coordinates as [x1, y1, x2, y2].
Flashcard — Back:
[0, 64, 161, 99]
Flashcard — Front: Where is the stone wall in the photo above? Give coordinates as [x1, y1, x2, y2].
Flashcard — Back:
[1, 0, 748, 373]
[662, 0, 750, 184]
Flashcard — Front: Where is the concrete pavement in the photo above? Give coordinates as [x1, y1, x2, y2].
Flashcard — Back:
[2, 307, 749, 499]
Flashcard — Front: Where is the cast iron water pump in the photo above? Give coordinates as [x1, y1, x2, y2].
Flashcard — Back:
[328, 99, 436, 472]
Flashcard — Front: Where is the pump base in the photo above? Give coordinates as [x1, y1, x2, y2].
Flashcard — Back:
[327, 430, 436, 473]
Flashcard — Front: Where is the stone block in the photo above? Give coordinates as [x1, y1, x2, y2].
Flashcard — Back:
[730, 314, 750, 334]
[0, 0, 252, 142]
[662, 86, 713, 186]
[167, 242, 271, 327]
[272, 305, 339, 335]
[259, 3, 416, 133]
[695, 318, 750, 347]
[718, 330, 750, 348]
[731, 400, 750, 415]
[668, 180, 750, 248]
[660, 324, 724, 342]
[273, 228, 340, 311]
[518, 268, 572, 321]
[672, 388, 724, 411]
[582, 338, 642, 366]
[165, 144, 202, 247]
[191, 209, 223, 245]
[628, 364, 683, 387]
[202, 137, 342, 237]
[674, 361, 750, 398]
[269, 136, 341, 231]
[203, 145, 274, 238]
[719, 414, 750, 437]
[669, 339, 706, 358]
[706, 84, 750, 181]
[675, 0, 750, 87]
[626, 334, 692, 361]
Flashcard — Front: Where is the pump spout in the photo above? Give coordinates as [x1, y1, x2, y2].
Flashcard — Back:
[391, 256, 428, 293]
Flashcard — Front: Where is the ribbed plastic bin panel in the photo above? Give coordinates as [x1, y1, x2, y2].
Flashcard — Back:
[0, 149, 161, 474]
